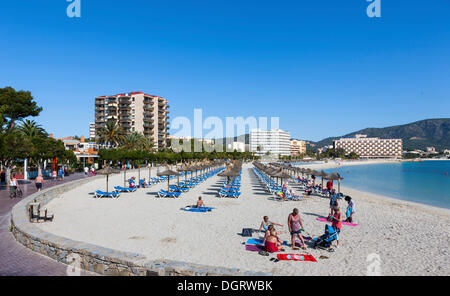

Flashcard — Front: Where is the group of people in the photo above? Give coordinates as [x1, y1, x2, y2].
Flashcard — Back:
[258, 209, 309, 253]
[84, 166, 96, 177]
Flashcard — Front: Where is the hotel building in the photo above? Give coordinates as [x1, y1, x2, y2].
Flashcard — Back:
[95, 92, 169, 150]
[250, 129, 291, 157]
[333, 134, 402, 158]
[89, 122, 96, 139]
[290, 139, 306, 157]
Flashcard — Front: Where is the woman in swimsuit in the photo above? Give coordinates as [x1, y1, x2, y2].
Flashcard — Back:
[288, 208, 306, 250]
[263, 225, 285, 246]
[258, 216, 283, 234]
[190, 196, 205, 208]
[265, 229, 284, 253]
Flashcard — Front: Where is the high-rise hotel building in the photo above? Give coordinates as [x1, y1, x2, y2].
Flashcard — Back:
[95, 92, 169, 150]
[333, 134, 402, 158]
[250, 129, 291, 157]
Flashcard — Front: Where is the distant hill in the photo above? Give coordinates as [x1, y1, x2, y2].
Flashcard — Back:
[312, 119, 450, 151]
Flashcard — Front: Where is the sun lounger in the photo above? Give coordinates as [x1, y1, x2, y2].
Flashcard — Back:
[157, 189, 181, 198]
[95, 190, 121, 198]
[114, 186, 137, 193]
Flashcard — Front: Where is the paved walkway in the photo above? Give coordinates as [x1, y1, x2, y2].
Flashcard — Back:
[0, 173, 97, 276]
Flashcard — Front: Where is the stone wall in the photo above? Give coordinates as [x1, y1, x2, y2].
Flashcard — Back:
[10, 176, 271, 276]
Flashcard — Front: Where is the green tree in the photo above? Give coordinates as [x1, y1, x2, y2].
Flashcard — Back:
[121, 132, 153, 151]
[96, 121, 124, 147]
[0, 131, 33, 187]
[18, 119, 48, 138]
[0, 87, 42, 131]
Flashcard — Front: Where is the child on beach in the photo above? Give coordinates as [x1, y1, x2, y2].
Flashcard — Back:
[344, 196, 355, 223]
[330, 206, 342, 247]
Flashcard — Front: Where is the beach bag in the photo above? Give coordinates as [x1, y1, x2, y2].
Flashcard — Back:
[242, 228, 253, 237]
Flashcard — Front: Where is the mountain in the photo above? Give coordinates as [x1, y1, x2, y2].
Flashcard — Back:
[311, 119, 450, 151]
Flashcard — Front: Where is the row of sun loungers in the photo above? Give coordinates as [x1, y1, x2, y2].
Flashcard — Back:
[156, 168, 225, 198]
[218, 175, 242, 198]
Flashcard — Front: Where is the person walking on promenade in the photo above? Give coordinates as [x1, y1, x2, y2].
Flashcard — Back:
[9, 175, 18, 197]
[35, 174, 44, 192]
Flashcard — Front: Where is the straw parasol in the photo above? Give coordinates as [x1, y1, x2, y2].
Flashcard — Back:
[157, 167, 180, 192]
[325, 172, 344, 194]
[97, 167, 120, 193]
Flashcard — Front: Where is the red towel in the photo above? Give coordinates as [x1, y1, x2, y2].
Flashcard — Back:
[277, 254, 317, 262]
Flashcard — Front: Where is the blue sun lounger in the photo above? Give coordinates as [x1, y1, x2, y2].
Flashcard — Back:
[95, 190, 121, 198]
[114, 186, 137, 193]
[157, 189, 181, 198]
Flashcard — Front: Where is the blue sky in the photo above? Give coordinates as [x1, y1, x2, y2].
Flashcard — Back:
[1, 0, 449, 141]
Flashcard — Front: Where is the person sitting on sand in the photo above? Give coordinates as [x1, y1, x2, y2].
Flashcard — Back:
[189, 196, 205, 208]
[263, 225, 285, 246]
[344, 196, 355, 223]
[265, 229, 285, 253]
[129, 177, 136, 188]
[258, 216, 283, 233]
[288, 208, 307, 250]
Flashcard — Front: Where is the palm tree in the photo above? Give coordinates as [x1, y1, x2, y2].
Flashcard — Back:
[97, 121, 124, 147]
[122, 132, 153, 151]
[18, 119, 48, 138]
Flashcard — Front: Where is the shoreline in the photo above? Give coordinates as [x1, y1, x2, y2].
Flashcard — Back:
[35, 163, 450, 275]
[296, 159, 450, 213]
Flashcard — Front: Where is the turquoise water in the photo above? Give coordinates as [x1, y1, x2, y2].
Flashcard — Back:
[324, 161, 450, 209]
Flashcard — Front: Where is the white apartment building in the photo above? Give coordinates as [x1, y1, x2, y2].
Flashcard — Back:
[334, 134, 402, 158]
[250, 129, 291, 157]
[89, 122, 96, 139]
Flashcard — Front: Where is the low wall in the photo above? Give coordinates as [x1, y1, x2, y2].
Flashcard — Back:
[10, 176, 271, 276]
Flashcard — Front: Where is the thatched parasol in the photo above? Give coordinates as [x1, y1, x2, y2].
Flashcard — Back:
[157, 167, 180, 192]
[97, 167, 120, 192]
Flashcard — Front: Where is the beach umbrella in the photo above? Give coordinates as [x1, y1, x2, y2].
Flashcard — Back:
[315, 170, 328, 187]
[97, 167, 120, 193]
[325, 172, 344, 194]
[177, 165, 191, 183]
[272, 171, 292, 186]
[157, 167, 180, 192]
[218, 169, 241, 190]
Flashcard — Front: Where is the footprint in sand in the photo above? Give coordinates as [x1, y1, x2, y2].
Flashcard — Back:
[129, 236, 147, 240]
[161, 237, 177, 244]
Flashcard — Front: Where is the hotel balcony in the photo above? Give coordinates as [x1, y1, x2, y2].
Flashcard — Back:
[143, 117, 154, 123]
[119, 105, 131, 110]
[119, 117, 132, 122]
[144, 111, 154, 117]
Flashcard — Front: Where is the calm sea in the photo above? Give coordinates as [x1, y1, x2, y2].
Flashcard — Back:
[324, 160, 450, 209]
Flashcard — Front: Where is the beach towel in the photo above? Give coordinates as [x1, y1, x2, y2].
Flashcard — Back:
[183, 207, 214, 212]
[277, 254, 317, 262]
[245, 239, 310, 247]
[317, 217, 358, 227]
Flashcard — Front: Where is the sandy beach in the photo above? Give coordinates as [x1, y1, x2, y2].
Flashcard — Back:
[36, 163, 450, 276]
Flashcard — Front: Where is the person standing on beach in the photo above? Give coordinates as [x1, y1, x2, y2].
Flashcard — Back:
[35, 174, 44, 192]
[330, 206, 342, 247]
[288, 208, 307, 250]
[344, 196, 355, 223]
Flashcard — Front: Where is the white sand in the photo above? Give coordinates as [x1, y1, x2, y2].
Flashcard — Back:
[37, 163, 450, 276]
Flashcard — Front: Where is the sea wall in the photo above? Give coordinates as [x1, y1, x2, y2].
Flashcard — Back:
[10, 176, 271, 276]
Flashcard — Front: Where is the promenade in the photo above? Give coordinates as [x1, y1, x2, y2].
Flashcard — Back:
[0, 173, 96, 276]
